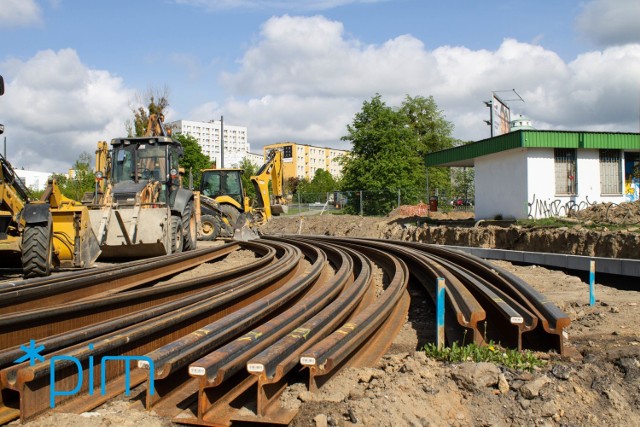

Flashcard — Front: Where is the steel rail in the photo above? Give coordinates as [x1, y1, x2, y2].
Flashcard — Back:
[297, 239, 410, 394]
[0, 241, 276, 359]
[181, 238, 370, 426]
[136, 239, 328, 419]
[399, 242, 570, 353]
[0, 241, 302, 423]
[0, 243, 245, 314]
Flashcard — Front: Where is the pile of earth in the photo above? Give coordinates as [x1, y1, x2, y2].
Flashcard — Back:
[260, 212, 640, 259]
[571, 200, 640, 225]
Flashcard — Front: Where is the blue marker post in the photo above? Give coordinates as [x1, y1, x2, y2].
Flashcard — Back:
[589, 260, 596, 306]
[436, 277, 446, 350]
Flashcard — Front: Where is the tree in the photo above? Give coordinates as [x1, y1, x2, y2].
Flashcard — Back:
[340, 95, 425, 215]
[399, 95, 456, 197]
[451, 167, 475, 202]
[174, 134, 211, 190]
[234, 157, 258, 200]
[129, 87, 170, 137]
[296, 169, 338, 203]
[52, 152, 96, 201]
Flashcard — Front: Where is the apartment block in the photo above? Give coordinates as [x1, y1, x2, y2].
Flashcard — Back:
[167, 119, 249, 168]
[262, 142, 349, 180]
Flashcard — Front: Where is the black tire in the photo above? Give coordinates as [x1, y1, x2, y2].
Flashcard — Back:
[170, 214, 183, 254]
[218, 205, 240, 238]
[182, 201, 197, 251]
[199, 214, 220, 241]
[21, 222, 53, 278]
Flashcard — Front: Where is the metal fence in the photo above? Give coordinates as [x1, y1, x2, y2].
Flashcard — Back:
[281, 190, 474, 216]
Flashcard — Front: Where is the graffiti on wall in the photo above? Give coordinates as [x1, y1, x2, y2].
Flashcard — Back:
[527, 194, 595, 219]
[625, 177, 639, 202]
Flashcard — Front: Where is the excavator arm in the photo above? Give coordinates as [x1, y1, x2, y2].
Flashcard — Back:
[250, 149, 288, 223]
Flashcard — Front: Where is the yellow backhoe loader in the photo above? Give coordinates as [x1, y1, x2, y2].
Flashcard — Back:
[198, 148, 288, 240]
[0, 74, 100, 277]
[84, 113, 198, 258]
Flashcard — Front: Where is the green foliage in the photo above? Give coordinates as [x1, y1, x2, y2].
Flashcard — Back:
[296, 169, 338, 203]
[423, 341, 545, 371]
[130, 88, 170, 137]
[174, 134, 211, 190]
[340, 94, 455, 215]
[234, 157, 258, 199]
[451, 167, 475, 201]
[53, 152, 96, 201]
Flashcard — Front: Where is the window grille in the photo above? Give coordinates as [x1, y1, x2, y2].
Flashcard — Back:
[599, 150, 621, 194]
[554, 148, 577, 195]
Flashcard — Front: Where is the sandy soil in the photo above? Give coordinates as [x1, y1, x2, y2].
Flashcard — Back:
[9, 212, 640, 427]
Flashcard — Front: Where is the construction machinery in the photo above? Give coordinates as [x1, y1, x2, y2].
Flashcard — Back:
[0, 74, 100, 277]
[86, 132, 198, 258]
[199, 148, 288, 240]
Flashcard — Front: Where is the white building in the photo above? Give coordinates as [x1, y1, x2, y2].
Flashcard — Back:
[167, 120, 249, 168]
[244, 152, 264, 168]
[426, 130, 640, 219]
[14, 169, 52, 191]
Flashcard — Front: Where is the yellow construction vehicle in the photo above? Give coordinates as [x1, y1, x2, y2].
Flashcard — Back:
[0, 74, 100, 277]
[198, 148, 288, 240]
[85, 118, 198, 258]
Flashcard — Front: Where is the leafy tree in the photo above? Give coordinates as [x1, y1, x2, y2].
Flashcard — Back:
[128, 87, 170, 137]
[340, 95, 425, 215]
[296, 169, 338, 203]
[451, 167, 475, 202]
[51, 152, 96, 201]
[234, 157, 258, 200]
[174, 133, 211, 190]
[399, 95, 456, 197]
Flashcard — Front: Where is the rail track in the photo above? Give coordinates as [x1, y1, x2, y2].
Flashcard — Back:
[0, 236, 570, 426]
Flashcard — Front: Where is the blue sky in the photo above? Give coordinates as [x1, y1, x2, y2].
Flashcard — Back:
[1, 0, 639, 172]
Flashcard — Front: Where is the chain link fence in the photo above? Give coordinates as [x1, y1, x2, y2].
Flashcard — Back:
[281, 190, 474, 216]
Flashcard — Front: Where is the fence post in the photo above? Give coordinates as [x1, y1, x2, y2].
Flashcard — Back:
[359, 190, 363, 216]
[397, 189, 401, 208]
[589, 260, 596, 306]
[436, 277, 446, 350]
[297, 192, 301, 214]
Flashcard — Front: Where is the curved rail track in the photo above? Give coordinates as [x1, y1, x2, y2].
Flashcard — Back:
[0, 236, 569, 426]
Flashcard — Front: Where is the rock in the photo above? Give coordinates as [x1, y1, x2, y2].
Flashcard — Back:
[520, 375, 550, 399]
[314, 414, 328, 427]
[298, 391, 314, 402]
[451, 362, 500, 392]
[498, 373, 510, 394]
[540, 400, 558, 417]
[551, 364, 572, 380]
[616, 357, 640, 381]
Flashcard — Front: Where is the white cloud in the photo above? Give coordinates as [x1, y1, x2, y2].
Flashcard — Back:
[0, 0, 42, 28]
[175, 0, 386, 12]
[210, 15, 640, 150]
[576, 0, 640, 47]
[0, 49, 135, 172]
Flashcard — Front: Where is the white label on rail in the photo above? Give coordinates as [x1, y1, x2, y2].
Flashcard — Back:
[189, 366, 206, 376]
[138, 360, 150, 369]
[510, 316, 524, 324]
[300, 357, 316, 366]
[247, 363, 264, 373]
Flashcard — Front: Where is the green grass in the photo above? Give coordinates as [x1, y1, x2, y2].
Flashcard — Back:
[423, 341, 546, 371]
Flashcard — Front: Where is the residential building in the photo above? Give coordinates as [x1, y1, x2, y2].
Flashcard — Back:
[244, 152, 264, 168]
[167, 120, 249, 168]
[262, 142, 349, 180]
[15, 169, 52, 191]
[425, 130, 640, 219]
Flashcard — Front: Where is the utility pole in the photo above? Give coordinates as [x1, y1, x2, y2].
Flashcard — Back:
[220, 115, 224, 168]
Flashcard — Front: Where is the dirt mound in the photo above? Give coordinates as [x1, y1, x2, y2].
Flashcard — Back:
[260, 214, 640, 259]
[571, 200, 640, 225]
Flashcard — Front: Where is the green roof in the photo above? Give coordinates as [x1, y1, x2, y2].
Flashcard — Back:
[425, 130, 640, 167]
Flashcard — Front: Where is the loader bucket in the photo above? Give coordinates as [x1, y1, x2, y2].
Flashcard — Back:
[232, 213, 259, 241]
[270, 204, 289, 216]
[88, 207, 171, 259]
[50, 207, 101, 268]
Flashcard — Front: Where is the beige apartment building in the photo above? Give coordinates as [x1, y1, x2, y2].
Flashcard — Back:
[262, 142, 349, 180]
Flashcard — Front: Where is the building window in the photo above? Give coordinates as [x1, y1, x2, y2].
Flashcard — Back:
[599, 149, 622, 194]
[554, 148, 577, 195]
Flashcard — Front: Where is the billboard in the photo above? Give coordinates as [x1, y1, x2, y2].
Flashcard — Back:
[491, 94, 511, 137]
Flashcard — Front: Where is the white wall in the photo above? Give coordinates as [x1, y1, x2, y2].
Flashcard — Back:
[525, 149, 628, 219]
[475, 148, 528, 219]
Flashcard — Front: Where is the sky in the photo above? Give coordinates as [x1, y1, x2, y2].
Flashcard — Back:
[0, 0, 639, 173]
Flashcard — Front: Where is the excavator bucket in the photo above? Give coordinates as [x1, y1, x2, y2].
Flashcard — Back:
[232, 213, 260, 241]
[50, 205, 101, 268]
